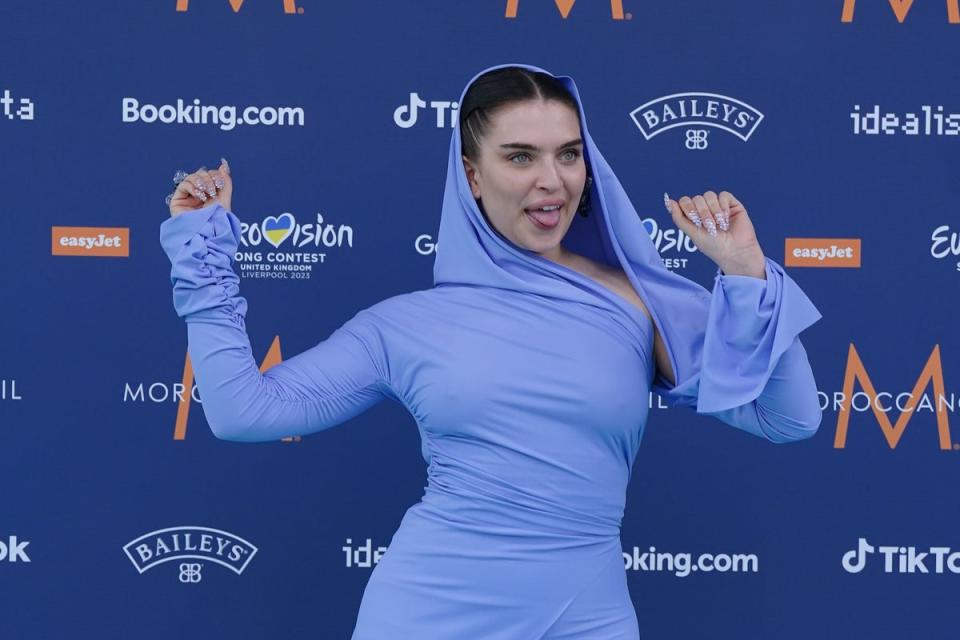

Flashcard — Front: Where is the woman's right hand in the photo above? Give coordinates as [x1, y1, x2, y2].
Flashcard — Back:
[168, 157, 233, 217]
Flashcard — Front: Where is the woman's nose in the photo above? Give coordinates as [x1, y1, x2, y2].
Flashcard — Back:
[534, 160, 563, 190]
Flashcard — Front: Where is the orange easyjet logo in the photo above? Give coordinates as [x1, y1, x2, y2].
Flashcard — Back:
[505, 0, 629, 19]
[52, 227, 129, 257]
[834, 345, 954, 450]
[784, 238, 861, 268]
[176, 0, 302, 14]
[841, 0, 959, 23]
[174, 336, 300, 442]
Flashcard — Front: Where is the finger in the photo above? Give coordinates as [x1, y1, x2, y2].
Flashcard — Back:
[703, 191, 728, 231]
[718, 191, 732, 212]
[678, 196, 707, 234]
[210, 169, 226, 192]
[716, 191, 734, 228]
[664, 193, 699, 236]
[185, 176, 209, 202]
[168, 186, 202, 212]
[179, 176, 209, 203]
[691, 195, 717, 238]
[215, 166, 232, 192]
[192, 170, 219, 201]
[674, 195, 700, 228]
[169, 189, 200, 207]
[203, 169, 222, 196]
[720, 190, 745, 213]
[195, 169, 217, 199]
[214, 158, 232, 195]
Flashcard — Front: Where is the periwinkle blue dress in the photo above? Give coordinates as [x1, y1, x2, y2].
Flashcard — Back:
[160, 63, 822, 640]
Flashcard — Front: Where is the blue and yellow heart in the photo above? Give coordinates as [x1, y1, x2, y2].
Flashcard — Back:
[262, 214, 295, 248]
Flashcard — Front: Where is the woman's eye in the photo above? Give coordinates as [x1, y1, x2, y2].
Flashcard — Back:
[510, 150, 580, 164]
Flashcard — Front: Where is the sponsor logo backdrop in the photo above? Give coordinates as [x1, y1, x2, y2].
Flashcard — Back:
[1, 1, 957, 638]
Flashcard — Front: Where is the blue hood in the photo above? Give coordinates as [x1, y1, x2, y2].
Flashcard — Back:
[433, 62, 729, 405]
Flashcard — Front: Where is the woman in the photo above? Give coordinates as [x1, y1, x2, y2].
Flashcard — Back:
[160, 63, 822, 639]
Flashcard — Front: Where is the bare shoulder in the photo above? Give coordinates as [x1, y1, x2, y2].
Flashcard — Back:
[570, 255, 652, 322]
[566, 253, 676, 385]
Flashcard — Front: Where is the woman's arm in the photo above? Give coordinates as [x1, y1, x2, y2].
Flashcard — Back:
[160, 202, 394, 443]
[652, 256, 823, 443]
[703, 335, 821, 443]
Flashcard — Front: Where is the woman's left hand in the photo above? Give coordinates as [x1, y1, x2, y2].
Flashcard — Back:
[664, 190, 767, 279]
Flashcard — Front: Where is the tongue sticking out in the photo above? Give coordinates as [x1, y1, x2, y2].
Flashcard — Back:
[526, 208, 561, 228]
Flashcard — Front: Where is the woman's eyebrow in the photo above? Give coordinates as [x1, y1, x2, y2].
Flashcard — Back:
[499, 138, 583, 152]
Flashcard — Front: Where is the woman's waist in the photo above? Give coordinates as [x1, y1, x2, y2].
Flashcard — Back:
[414, 478, 624, 544]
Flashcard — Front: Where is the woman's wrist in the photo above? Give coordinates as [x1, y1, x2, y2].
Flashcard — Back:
[718, 251, 767, 280]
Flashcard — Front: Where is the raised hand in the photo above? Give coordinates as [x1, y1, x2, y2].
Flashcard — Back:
[168, 157, 233, 217]
[663, 190, 766, 279]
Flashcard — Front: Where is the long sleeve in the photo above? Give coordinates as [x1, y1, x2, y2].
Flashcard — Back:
[651, 256, 823, 443]
[159, 202, 394, 443]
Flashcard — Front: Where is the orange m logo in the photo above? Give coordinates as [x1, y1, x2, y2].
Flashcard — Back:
[176, 0, 300, 13]
[173, 336, 299, 442]
[505, 0, 626, 19]
[833, 344, 953, 450]
[841, 0, 960, 23]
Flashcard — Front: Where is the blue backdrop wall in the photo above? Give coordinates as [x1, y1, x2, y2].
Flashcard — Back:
[2, 1, 958, 638]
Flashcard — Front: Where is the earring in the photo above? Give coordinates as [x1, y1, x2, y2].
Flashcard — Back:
[577, 174, 593, 218]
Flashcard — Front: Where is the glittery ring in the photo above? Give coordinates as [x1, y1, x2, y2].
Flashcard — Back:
[167, 169, 190, 207]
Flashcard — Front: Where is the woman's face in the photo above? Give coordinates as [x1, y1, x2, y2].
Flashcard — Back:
[462, 99, 587, 263]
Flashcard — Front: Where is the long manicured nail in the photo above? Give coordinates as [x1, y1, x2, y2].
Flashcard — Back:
[663, 192, 672, 213]
[718, 208, 729, 231]
[704, 218, 717, 237]
[221, 157, 230, 174]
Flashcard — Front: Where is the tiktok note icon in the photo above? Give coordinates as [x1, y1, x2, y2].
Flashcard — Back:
[842, 537, 875, 573]
[394, 92, 426, 128]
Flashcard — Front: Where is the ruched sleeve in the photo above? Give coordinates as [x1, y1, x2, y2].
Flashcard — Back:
[159, 202, 395, 442]
[651, 256, 823, 443]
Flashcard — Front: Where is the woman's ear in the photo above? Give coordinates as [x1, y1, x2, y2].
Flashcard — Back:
[461, 155, 481, 199]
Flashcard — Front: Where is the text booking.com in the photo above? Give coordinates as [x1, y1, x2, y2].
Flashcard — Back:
[623, 546, 759, 577]
[122, 98, 305, 130]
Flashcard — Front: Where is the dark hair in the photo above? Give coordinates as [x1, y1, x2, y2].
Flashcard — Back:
[459, 67, 580, 163]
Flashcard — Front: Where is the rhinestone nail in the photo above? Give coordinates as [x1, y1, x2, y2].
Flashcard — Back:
[704, 218, 717, 237]
[717, 209, 729, 230]
[173, 169, 188, 185]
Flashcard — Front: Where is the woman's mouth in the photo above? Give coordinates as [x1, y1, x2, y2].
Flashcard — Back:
[524, 204, 563, 229]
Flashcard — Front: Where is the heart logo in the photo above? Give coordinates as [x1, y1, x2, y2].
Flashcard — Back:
[262, 213, 295, 248]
